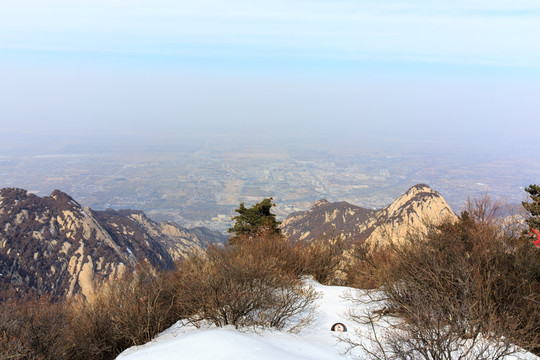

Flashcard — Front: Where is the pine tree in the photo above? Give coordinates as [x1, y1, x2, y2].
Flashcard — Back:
[228, 198, 281, 243]
[522, 184, 540, 230]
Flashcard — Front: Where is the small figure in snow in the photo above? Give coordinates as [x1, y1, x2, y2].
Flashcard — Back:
[331, 323, 347, 332]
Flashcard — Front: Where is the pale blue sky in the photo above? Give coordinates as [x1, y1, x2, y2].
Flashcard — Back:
[1, 0, 539, 148]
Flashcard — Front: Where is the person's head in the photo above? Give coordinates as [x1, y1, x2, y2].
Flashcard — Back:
[331, 323, 347, 332]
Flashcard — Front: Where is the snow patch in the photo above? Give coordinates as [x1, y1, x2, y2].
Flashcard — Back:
[116, 280, 539, 360]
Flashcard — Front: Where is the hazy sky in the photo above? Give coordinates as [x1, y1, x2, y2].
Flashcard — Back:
[1, 0, 539, 149]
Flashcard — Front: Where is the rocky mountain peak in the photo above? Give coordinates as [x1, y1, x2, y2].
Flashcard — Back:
[404, 183, 432, 197]
[382, 184, 454, 222]
[366, 184, 456, 244]
[281, 184, 456, 245]
[50, 189, 80, 207]
[0, 188, 32, 208]
[281, 199, 377, 243]
[312, 199, 329, 208]
[0, 187, 28, 198]
[0, 188, 227, 301]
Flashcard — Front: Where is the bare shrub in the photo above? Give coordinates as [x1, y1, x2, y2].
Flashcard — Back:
[346, 197, 540, 359]
[0, 296, 66, 360]
[175, 232, 318, 330]
[62, 262, 179, 360]
[294, 236, 346, 285]
[0, 299, 32, 360]
[345, 240, 396, 289]
[0, 332, 28, 360]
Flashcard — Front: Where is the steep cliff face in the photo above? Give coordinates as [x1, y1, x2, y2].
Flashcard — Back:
[0, 188, 226, 300]
[281, 184, 457, 244]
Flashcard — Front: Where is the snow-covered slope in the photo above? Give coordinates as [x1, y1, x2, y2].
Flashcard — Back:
[117, 280, 539, 360]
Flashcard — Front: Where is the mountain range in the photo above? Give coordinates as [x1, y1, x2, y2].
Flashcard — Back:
[0, 184, 454, 301]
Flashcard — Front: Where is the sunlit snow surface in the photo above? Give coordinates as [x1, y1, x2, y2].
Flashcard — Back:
[117, 279, 538, 360]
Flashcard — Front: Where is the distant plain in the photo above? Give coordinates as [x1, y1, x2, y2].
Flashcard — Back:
[1, 133, 537, 233]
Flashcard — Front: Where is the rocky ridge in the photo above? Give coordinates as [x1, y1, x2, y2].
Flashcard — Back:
[0, 188, 226, 300]
[281, 184, 457, 244]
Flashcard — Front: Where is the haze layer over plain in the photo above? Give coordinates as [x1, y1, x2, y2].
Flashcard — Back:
[0, 0, 539, 151]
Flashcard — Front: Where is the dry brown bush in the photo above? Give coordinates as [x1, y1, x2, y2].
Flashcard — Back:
[346, 197, 540, 359]
[0, 296, 66, 360]
[293, 237, 346, 285]
[0, 263, 179, 360]
[175, 232, 317, 330]
[0, 300, 29, 360]
[345, 240, 396, 289]
[61, 262, 179, 360]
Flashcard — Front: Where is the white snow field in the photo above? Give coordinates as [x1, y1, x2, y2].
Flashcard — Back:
[117, 279, 539, 360]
